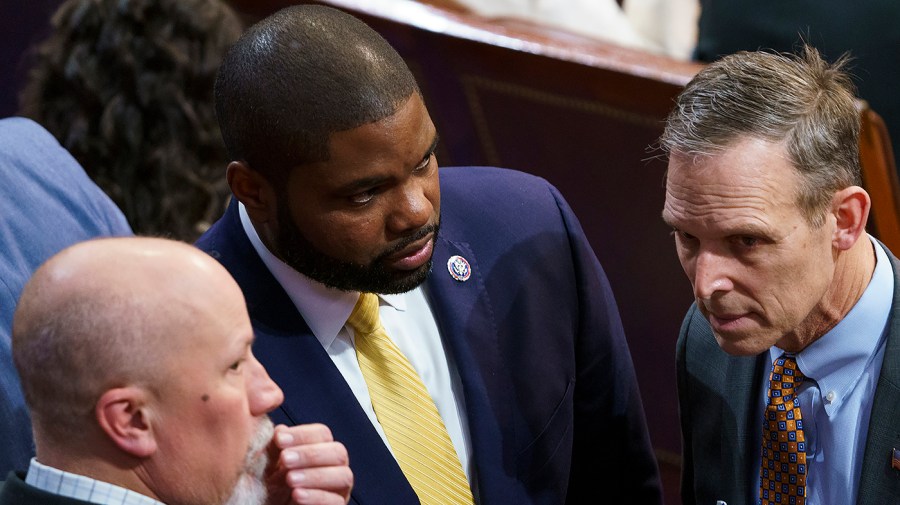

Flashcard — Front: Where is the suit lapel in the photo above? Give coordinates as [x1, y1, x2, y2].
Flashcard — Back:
[693, 321, 766, 503]
[426, 235, 518, 501]
[202, 202, 418, 505]
[722, 352, 767, 501]
[856, 251, 900, 503]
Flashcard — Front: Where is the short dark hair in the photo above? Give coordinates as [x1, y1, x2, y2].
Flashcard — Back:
[214, 4, 420, 182]
[19, 0, 242, 241]
[660, 45, 861, 226]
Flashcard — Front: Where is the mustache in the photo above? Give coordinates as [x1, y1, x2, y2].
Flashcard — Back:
[375, 222, 439, 260]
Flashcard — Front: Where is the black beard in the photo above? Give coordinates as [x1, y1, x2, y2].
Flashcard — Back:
[273, 199, 438, 294]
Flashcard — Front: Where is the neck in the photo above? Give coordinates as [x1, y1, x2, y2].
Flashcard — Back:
[780, 237, 877, 352]
[34, 437, 161, 502]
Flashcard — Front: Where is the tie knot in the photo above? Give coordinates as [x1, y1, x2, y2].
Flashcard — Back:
[768, 354, 805, 403]
[347, 292, 382, 335]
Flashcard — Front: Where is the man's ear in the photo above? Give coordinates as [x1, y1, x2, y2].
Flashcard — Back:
[95, 387, 157, 458]
[227, 161, 277, 224]
[832, 186, 872, 251]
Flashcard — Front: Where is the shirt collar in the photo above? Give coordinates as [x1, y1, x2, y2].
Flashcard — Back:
[26, 458, 164, 505]
[238, 204, 405, 347]
[771, 236, 893, 414]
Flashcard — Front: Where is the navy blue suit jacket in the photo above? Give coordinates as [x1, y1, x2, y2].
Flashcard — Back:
[197, 166, 660, 504]
[677, 243, 900, 505]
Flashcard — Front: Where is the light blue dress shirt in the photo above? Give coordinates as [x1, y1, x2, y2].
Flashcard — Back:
[757, 237, 892, 504]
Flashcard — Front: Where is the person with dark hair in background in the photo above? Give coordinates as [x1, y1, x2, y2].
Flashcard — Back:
[0, 116, 132, 478]
[3, 236, 353, 505]
[661, 45, 900, 504]
[19, 0, 243, 241]
[197, 4, 661, 504]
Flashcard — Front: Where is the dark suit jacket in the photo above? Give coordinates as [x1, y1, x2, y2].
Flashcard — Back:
[197, 166, 661, 504]
[0, 472, 93, 505]
[677, 243, 900, 505]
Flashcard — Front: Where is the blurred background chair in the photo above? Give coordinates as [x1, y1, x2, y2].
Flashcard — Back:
[858, 102, 900, 253]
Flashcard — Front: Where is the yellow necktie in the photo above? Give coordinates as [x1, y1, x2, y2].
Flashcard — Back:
[347, 293, 473, 504]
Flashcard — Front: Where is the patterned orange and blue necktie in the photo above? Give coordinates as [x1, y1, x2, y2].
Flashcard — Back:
[760, 354, 807, 505]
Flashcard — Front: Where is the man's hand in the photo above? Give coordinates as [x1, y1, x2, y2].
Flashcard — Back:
[265, 423, 353, 505]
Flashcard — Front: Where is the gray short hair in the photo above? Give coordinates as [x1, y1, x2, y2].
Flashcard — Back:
[660, 45, 861, 226]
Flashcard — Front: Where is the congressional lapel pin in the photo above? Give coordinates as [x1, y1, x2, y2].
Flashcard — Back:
[892, 448, 900, 472]
[447, 255, 471, 282]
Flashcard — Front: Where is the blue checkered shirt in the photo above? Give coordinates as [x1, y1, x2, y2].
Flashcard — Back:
[25, 458, 164, 505]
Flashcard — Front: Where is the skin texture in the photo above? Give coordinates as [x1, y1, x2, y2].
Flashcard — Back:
[135, 248, 282, 505]
[231, 93, 442, 294]
[662, 137, 874, 355]
[13, 238, 353, 505]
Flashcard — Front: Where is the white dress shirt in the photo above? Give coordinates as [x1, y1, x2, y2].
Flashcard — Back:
[238, 204, 473, 478]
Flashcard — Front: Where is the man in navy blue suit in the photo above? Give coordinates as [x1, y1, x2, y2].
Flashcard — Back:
[196, 5, 661, 504]
[0, 117, 132, 476]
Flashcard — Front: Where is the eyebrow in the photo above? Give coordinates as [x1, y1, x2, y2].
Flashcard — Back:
[336, 133, 441, 194]
[338, 175, 390, 194]
[660, 210, 677, 228]
[423, 133, 440, 161]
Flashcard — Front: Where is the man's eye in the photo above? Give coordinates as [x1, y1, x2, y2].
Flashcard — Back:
[739, 236, 759, 247]
[229, 360, 243, 371]
[349, 189, 376, 204]
[671, 229, 695, 241]
[415, 152, 433, 171]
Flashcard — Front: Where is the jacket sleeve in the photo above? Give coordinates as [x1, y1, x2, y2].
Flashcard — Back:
[550, 184, 663, 504]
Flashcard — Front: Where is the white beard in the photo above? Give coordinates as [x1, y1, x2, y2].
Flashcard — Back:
[223, 417, 275, 505]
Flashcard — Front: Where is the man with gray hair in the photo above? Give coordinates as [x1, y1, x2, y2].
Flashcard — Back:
[661, 45, 900, 504]
[2, 237, 353, 504]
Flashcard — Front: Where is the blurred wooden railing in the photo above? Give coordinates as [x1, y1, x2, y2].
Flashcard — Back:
[858, 102, 900, 253]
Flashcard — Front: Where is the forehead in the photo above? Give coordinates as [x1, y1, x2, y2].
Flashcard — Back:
[293, 93, 435, 186]
[663, 138, 803, 233]
[170, 273, 252, 347]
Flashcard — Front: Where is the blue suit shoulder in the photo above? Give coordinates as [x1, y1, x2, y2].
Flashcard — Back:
[438, 166, 575, 239]
[439, 166, 559, 210]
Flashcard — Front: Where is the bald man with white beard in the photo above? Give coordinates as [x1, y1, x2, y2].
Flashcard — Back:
[2, 237, 353, 505]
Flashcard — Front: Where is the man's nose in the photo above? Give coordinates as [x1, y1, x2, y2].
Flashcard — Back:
[692, 250, 734, 300]
[248, 355, 284, 416]
[387, 180, 433, 235]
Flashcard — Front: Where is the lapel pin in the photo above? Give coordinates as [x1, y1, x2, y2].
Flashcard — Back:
[892, 448, 900, 472]
[447, 255, 471, 282]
